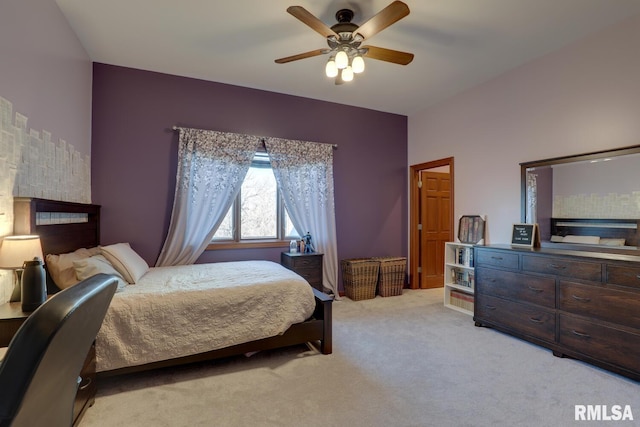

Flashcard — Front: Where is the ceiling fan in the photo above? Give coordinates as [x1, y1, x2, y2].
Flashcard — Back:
[275, 1, 414, 84]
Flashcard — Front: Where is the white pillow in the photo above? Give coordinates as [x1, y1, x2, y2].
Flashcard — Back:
[100, 243, 149, 284]
[562, 235, 600, 245]
[46, 248, 94, 289]
[599, 238, 626, 247]
[73, 255, 127, 292]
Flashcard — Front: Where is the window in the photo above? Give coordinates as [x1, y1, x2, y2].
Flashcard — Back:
[212, 151, 299, 246]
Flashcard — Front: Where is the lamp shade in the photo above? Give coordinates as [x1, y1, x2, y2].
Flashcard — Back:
[352, 55, 365, 73]
[335, 50, 348, 69]
[0, 235, 44, 269]
[341, 66, 354, 82]
[325, 59, 338, 78]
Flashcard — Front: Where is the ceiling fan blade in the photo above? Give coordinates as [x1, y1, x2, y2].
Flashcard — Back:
[287, 6, 339, 39]
[275, 48, 329, 64]
[362, 45, 414, 65]
[354, 1, 410, 40]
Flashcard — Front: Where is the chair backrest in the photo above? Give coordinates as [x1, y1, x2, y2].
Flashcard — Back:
[0, 273, 117, 427]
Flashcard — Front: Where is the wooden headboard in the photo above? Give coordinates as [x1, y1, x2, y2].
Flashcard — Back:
[13, 197, 101, 256]
[550, 218, 639, 248]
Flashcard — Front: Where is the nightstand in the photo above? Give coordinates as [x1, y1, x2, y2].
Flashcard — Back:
[281, 252, 324, 291]
[0, 301, 96, 426]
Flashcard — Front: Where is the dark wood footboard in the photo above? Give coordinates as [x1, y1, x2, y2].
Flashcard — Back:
[98, 288, 333, 378]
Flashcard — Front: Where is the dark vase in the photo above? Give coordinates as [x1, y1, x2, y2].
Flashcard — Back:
[21, 257, 46, 312]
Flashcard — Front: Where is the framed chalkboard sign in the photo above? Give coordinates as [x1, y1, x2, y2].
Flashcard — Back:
[511, 223, 539, 247]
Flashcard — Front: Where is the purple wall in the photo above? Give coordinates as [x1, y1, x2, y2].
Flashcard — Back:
[91, 63, 407, 287]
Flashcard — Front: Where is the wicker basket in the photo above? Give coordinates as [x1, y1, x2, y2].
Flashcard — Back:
[341, 258, 380, 301]
[374, 257, 406, 297]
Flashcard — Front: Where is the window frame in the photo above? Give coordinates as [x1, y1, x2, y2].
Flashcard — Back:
[207, 151, 298, 250]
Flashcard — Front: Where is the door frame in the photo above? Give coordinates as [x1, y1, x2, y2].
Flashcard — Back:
[409, 157, 455, 289]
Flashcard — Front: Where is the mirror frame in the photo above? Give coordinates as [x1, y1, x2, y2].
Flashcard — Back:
[520, 144, 640, 222]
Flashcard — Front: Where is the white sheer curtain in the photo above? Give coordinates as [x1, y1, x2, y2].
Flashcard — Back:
[156, 128, 261, 266]
[264, 137, 338, 296]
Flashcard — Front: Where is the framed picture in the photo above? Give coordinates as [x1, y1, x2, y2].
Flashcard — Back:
[511, 223, 540, 247]
[457, 215, 486, 245]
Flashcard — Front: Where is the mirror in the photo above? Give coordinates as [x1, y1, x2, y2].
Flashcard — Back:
[520, 145, 640, 249]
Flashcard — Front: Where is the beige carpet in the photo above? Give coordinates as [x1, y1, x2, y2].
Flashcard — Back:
[81, 289, 639, 427]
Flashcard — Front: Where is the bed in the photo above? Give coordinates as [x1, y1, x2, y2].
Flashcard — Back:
[546, 217, 640, 252]
[13, 197, 333, 377]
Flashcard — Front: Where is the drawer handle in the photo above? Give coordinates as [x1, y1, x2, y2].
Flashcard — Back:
[571, 330, 591, 339]
[527, 286, 543, 293]
[491, 256, 503, 261]
[571, 294, 591, 303]
[548, 263, 566, 270]
[484, 305, 497, 311]
[78, 376, 92, 390]
[528, 317, 543, 324]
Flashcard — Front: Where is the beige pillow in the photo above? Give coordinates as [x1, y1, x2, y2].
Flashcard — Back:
[73, 255, 127, 292]
[562, 235, 600, 245]
[100, 243, 149, 284]
[600, 238, 626, 247]
[45, 248, 93, 289]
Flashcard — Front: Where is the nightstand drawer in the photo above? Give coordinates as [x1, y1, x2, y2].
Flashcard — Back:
[281, 252, 324, 291]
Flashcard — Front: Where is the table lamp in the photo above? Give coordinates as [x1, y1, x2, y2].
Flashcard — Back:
[0, 235, 44, 302]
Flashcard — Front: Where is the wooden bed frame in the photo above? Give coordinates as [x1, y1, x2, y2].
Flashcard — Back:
[13, 197, 333, 377]
[545, 217, 640, 254]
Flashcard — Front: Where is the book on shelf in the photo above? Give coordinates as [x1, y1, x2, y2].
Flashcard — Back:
[451, 268, 474, 288]
[449, 289, 474, 311]
[455, 246, 474, 267]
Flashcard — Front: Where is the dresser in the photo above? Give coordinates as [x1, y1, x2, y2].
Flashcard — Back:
[474, 245, 640, 381]
[280, 252, 324, 291]
[0, 301, 96, 426]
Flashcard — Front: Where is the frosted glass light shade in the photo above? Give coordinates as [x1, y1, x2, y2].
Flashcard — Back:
[335, 50, 348, 69]
[341, 66, 354, 82]
[352, 56, 365, 73]
[325, 59, 338, 77]
[0, 235, 43, 269]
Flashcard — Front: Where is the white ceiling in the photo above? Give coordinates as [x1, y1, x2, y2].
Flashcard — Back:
[56, 0, 640, 116]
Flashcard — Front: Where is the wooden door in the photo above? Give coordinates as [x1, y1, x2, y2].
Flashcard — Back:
[419, 171, 451, 288]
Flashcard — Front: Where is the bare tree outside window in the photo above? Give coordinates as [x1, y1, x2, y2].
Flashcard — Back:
[212, 154, 299, 242]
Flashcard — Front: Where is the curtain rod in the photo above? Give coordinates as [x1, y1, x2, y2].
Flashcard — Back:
[172, 126, 337, 148]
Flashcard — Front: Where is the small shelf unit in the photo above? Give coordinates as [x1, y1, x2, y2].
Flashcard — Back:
[444, 242, 475, 315]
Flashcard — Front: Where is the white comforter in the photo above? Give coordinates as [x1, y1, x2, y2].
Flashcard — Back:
[96, 260, 315, 372]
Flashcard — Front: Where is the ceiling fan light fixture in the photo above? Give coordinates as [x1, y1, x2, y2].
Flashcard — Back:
[325, 58, 338, 78]
[335, 50, 349, 69]
[341, 66, 354, 82]
[352, 55, 365, 73]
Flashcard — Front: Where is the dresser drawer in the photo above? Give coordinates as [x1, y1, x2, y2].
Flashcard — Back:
[522, 255, 602, 282]
[606, 264, 640, 290]
[559, 281, 640, 329]
[559, 314, 640, 374]
[475, 293, 555, 342]
[476, 249, 519, 270]
[476, 267, 555, 308]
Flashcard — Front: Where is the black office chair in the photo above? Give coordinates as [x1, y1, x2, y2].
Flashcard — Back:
[0, 273, 117, 427]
